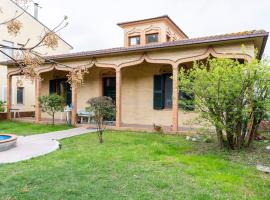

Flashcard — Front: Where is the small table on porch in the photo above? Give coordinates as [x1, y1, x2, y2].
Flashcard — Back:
[10, 108, 20, 118]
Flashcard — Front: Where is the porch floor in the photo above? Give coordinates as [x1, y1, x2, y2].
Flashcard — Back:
[12, 117, 204, 135]
[13, 117, 67, 125]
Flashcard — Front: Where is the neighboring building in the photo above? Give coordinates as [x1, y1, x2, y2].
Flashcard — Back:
[3, 15, 269, 132]
[0, 0, 72, 112]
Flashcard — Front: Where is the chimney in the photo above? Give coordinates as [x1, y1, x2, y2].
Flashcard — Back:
[34, 2, 39, 19]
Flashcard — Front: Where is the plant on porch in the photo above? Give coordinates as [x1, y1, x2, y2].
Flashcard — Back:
[0, 101, 6, 112]
[39, 94, 64, 125]
[179, 57, 270, 150]
[86, 96, 115, 143]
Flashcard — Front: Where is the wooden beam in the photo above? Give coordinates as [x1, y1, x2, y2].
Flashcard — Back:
[71, 85, 77, 126]
[35, 77, 41, 123]
[6, 75, 12, 120]
[116, 68, 122, 128]
[172, 64, 179, 132]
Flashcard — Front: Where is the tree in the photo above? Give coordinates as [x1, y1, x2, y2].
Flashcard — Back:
[0, 0, 68, 78]
[0, 0, 89, 86]
[86, 96, 115, 144]
[39, 94, 64, 125]
[179, 57, 270, 150]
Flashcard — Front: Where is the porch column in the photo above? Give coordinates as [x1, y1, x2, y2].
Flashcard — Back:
[71, 85, 78, 126]
[116, 68, 122, 128]
[6, 75, 12, 120]
[35, 77, 41, 123]
[172, 64, 179, 132]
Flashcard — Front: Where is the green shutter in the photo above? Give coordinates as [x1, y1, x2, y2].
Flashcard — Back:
[153, 75, 164, 110]
[49, 80, 56, 94]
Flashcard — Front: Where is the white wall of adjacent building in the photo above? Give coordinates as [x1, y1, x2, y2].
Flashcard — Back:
[0, 0, 72, 112]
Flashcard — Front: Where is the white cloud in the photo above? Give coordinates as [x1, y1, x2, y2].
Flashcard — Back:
[32, 0, 269, 55]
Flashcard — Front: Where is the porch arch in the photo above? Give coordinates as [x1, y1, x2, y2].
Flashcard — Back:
[175, 47, 252, 66]
[118, 53, 174, 69]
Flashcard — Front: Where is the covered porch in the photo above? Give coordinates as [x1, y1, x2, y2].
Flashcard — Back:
[6, 44, 253, 133]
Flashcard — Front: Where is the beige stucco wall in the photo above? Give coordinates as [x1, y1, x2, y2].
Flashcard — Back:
[0, 0, 72, 111]
[122, 20, 184, 47]
[40, 67, 104, 120]
[8, 38, 256, 126]
[40, 71, 68, 119]
[0, 0, 72, 57]
[121, 62, 198, 127]
[0, 66, 37, 112]
[39, 63, 198, 127]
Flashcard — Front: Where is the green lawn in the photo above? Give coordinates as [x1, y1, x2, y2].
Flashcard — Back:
[0, 131, 269, 200]
[0, 120, 71, 136]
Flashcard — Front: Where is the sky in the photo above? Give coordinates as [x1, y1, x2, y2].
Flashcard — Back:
[29, 0, 270, 56]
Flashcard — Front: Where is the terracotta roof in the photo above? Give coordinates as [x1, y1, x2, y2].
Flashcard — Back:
[45, 30, 269, 59]
[117, 15, 188, 38]
[1, 30, 268, 65]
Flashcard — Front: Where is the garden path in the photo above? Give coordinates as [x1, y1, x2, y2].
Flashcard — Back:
[0, 127, 96, 164]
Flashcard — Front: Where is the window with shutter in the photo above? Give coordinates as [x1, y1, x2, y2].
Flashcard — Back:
[103, 77, 116, 102]
[164, 74, 172, 108]
[153, 75, 164, 110]
[49, 79, 72, 106]
[49, 80, 56, 94]
[65, 81, 72, 106]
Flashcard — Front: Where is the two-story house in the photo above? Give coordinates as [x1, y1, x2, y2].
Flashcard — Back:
[0, 0, 72, 114]
[3, 15, 268, 132]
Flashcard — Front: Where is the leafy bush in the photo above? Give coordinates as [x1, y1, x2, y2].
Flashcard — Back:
[179, 57, 270, 150]
[39, 94, 64, 125]
[86, 96, 115, 143]
[0, 101, 6, 112]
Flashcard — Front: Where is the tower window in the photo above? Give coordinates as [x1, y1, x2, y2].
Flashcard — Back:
[129, 36, 140, 46]
[146, 33, 159, 44]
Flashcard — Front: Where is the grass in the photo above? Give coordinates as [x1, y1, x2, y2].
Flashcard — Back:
[0, 131, 269, 200]
[0, 120, 71, 136]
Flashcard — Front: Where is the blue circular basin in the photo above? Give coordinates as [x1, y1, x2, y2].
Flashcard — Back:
[0, 135, 12, 141]
[0, 134, 17, 152]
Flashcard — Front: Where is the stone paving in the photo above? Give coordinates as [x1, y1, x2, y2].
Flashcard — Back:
[0, 127, 96, 164]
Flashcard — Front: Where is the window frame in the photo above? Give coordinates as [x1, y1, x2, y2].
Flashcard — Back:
[146, 33, 159, 44]
[103, 76, 116, 102]
[153, 73, 172, 110]
[128, 35, 141, 46]
[163, 73, 173, 109]
[16, 87, 24, 105]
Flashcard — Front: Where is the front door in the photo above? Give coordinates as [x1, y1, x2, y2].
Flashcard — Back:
[103, 77, 116, 102]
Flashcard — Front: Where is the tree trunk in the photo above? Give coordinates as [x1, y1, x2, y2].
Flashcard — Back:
[96, 117, 104, 144]
[52, 113, 55, 125]
[226, 131, 235, 150]
[245, 112, 254, 145]
[235, 120, 242, 150]
[247, 123, 259, 147]
[216, 128, 224, 149]
[99, 131, 103, 143]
